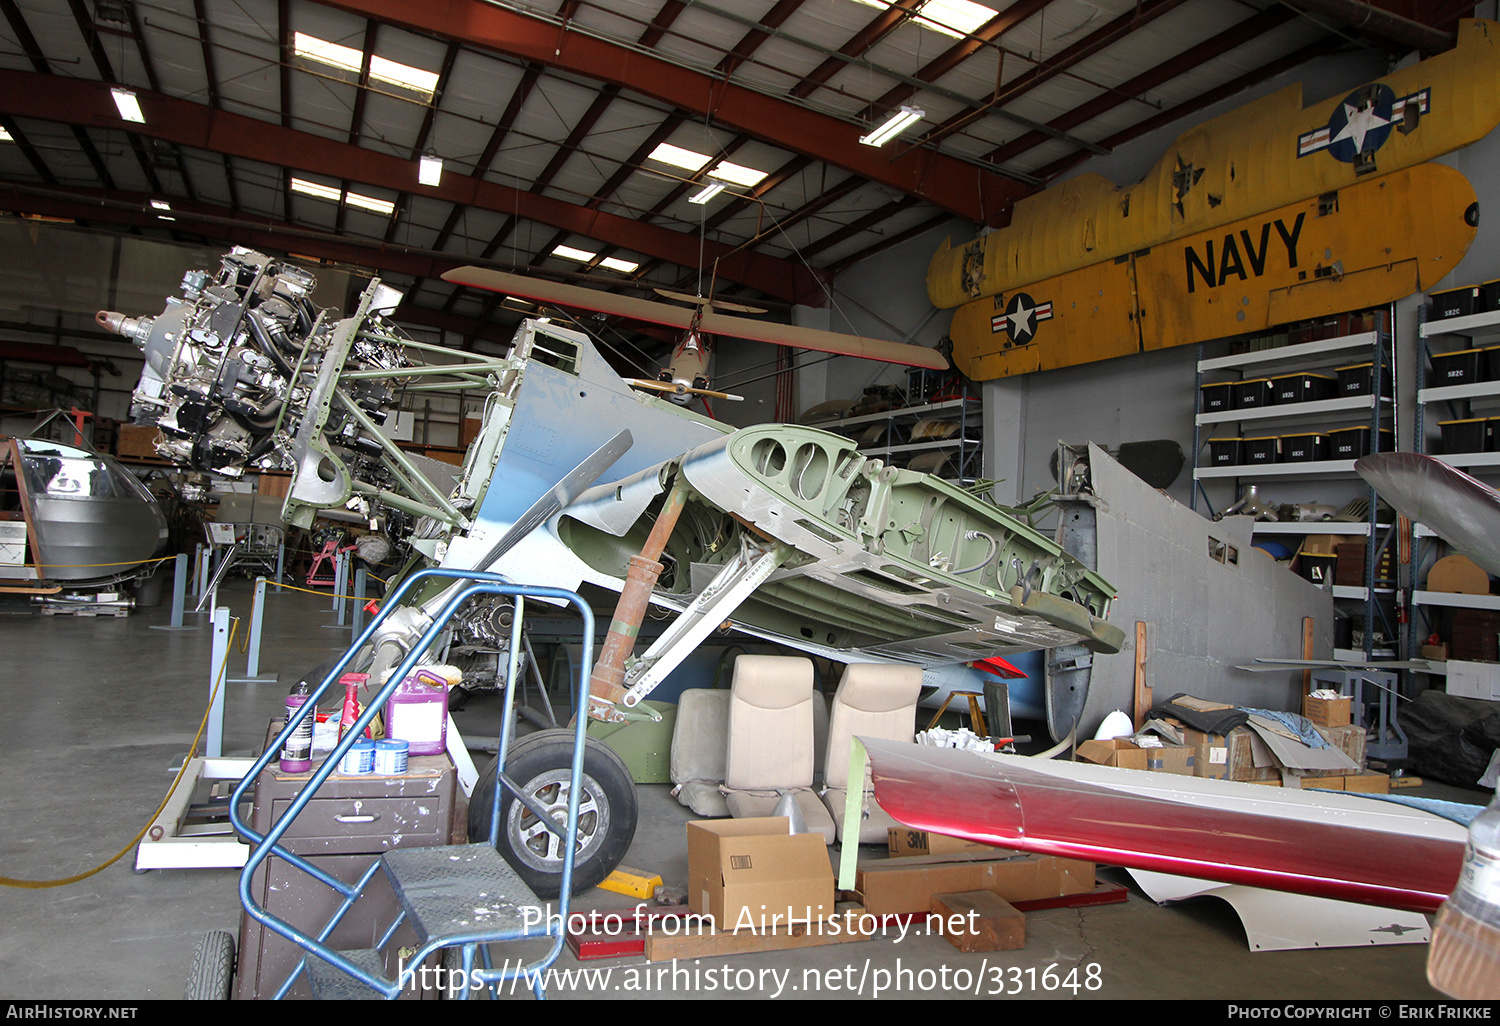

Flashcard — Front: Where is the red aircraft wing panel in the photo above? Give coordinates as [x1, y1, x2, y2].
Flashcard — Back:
[860, 738, 1467, 914]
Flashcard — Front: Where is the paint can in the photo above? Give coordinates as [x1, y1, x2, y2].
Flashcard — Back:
[374, 739, 409, 776]
[339, 738, 375, 775]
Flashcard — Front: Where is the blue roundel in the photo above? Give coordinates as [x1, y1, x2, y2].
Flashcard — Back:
[1324, 84, 1397, 163]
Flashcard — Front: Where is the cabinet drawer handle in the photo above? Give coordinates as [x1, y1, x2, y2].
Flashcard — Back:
[334, 814, 379, 823]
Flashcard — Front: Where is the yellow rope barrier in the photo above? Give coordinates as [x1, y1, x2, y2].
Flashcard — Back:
[25, 554, 180, 569]
[0, 619, 240, 889]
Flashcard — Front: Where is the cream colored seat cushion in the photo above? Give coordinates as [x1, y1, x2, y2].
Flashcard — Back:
[721, 655, 835, 844]
[822, 663, 922, 843]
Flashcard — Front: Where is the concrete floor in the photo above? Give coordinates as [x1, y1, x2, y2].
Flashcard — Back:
[0, 579, 1479, 1001]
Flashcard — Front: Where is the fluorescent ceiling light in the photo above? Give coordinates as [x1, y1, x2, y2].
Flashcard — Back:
[111, 87, 144, 124]
[345, 191, 395, 216]
[707, 161, 765, 187]
[688, 182, 725, 205]
[418, 154, 443, 187]
[293, 32, 438, 100]
[860, 105, 925, 147]
[552, 245, 597, 262]
[291, 177, 342, 202]
[649, 143, 712, 172]
[600, 257, 639, 274]
[150, 199, 171, 211]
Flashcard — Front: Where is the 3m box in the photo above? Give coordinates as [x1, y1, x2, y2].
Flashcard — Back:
[855, 852, 1094, 916]
[887, 828, 991, 858]
[1446, 660, 1500, 701]
[1076, 738, 1148, 770]
[686, 818, 834, 929]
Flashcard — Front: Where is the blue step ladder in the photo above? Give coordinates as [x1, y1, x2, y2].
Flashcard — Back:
[228, 568, 596, 1000]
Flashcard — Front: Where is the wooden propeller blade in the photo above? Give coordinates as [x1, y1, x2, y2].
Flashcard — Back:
[652, 288, 767, 315]
[442, 267, 949, 371]
[628, 378, 745, 401]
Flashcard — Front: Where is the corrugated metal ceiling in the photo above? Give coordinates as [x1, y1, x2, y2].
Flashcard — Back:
[0, 0, 1475, 349]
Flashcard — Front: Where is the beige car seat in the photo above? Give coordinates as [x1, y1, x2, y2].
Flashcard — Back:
[721, 655, 836, 844]
[821, 663, 923, 843]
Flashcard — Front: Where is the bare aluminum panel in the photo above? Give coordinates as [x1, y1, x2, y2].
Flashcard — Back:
[1127, 869, 1431, 952]
[1067, 443, 1333, 740]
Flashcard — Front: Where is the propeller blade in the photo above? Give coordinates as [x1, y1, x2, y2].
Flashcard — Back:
[628, 378, 745, 401]
[1355, 452, 1500, 576]
[442, 267, 949, 371]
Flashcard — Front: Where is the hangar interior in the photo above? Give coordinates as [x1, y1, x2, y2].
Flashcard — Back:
[0, 0, 1497, 1003]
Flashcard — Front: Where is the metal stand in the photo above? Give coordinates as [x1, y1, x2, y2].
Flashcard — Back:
[1310, 668, 1409, 762]
[230, 578, 277, 683]
[149, 553, 199, 632]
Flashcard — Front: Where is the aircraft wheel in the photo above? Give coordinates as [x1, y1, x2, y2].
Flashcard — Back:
[468, 730, 637, 899]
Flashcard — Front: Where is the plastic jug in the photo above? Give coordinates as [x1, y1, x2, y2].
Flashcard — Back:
[384, 669, 449, 756]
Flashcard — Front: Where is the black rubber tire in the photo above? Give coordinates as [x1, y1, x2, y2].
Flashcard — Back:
[468, 729, 637, 899]
[184, 930, 235, 1000]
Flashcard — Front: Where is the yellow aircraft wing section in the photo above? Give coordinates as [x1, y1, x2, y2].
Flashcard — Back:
[929, 19, 1500, 311]
[951, 162, 1477, 382]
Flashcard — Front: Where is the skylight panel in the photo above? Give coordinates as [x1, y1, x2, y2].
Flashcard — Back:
[345, 191, 395, 216]
[552, 245, 597, 262]
[600, 257, 639, 274]
[293, 31, 438, 100]
[649, 143, 712, 172]
[845, 0, 992, 40]
[291, 177, 395, 217]
[914, 0, 993, 38]
[290, 177, 342, 202]
[707, 161, 766, 187]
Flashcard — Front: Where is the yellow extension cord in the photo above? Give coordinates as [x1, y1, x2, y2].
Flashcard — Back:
[0, 561, 390, 887]
[0, 618, 240, 889]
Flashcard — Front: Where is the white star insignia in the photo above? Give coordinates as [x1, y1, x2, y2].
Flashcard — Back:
[1331, 99, 1391, 153]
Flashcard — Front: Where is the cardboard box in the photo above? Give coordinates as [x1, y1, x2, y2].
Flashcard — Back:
[1447, 660, 1500, 701]
[1303, 693, 1352, 728]
[115, 424, 162, 459]
[257, 472, 293, 499]
[931, 891, 1025, 953]
[888, 829, 991, 858]
[1173, 723, 1230, 779]
[686, 818, 834, 929]
[1173, 723, 1272, 781]
[855, 852, 1094, 916]
[1076, 738, 1148, 771]
[1299, 534, 1341, 557]
[1428, 554, 1491, 595]
[1314, 723, 1367, 773]
[1141, 743, 1194, 775]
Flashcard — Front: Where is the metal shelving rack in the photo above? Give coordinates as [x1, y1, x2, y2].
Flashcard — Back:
[1190, 323, 1399, 661]
[818, 396, 983, 484]
[1411, 306, 1500, 674]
